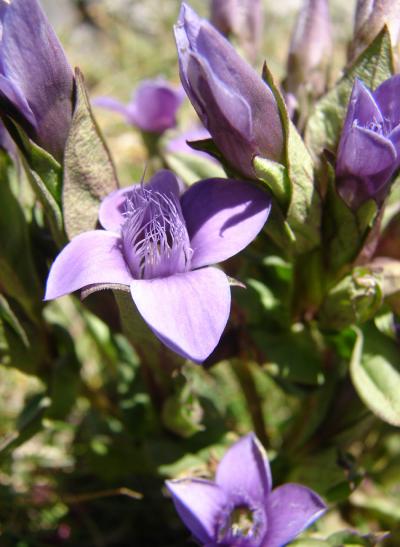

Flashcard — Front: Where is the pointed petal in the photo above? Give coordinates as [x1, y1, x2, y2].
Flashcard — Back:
[99, 187, 132, 232]
[337, 125, 396, 178]
[99, 171, 182, 232]
[166, 479, 228, 544]
[45, 231, 132, 300]
[130, 267, 231, 362]
[181, 178, 271, 268]
[374, 74, 400, 129]
[215, 433, 272, 505]
[264, 484, 326, 547]
[92, 96, 131, 119]
[2, 0, 73, 159]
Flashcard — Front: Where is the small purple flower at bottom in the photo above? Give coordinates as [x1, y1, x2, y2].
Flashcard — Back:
[167, 433, 326, 547]
[45, 170, 271, 362]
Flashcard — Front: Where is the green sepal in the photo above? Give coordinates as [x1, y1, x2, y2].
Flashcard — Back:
[322, 164, 378, 278]
[350, 323, 400, 426]
[319, 266, 383, 330]
[253, 156, 290, 208]
[305, 26, 394, 161]
[4, 118, 65, 246]
[3, 117, 63, 205]
[327, 530, 390, 547]
[261, 63, 321, 254]
[63, 68, 119, 239]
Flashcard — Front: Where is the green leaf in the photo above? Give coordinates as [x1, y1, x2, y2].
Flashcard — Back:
[350, 324, 400, 425]
[63, 68, 119, 239]
[0, 156, 42, 320]
[327, 530, 389, 547]
[164, 151, 225, 185]
[262, 63, 321, 253]
[253, 324, 325, 385]
[0, 393, 50, 461]
[305, 27, 394, 161]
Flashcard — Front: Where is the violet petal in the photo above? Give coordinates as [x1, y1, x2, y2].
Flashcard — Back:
[181, 178, 271, 269]
[337, 125, 396, 178]
[45, 231, 132, 300]
[130, 267, 231, 362]
[264, 484, 326, 547]
[373, 74, 400, 130]
[215, 433, 272, 504]
[166, 479, 228, 545]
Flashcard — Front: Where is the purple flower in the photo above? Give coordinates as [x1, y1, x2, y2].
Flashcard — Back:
[93, 79, 185, 134]
[0, 0, 74, 161]
[44, 170, 270, 362]
[336, 76, 400, 209]
[174, 3, 283, 180]
[167, 433, 326, 547]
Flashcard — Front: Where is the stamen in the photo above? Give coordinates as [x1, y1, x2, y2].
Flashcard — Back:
[216, 498, 267, 546]
[121, 186, 192, 279]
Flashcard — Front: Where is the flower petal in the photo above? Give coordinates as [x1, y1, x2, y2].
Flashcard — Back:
[374, 74, 400, 130]
[92, 96, 131, 120]
[181, 178, 271, 269]
[264, 484, 326, 547]
[215, 433, 272, 504]
[130, 267, 231, 362]
[45, 231, 132, 300]
[99, 188, 132, 232]
[99, 170, 182, 232]
[1, 0, 73, 160]
[337, 125, 396, 178]
[166, 479, 228, 545]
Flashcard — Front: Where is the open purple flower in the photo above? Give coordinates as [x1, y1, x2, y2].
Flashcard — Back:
[336, 76, 400, 209]
[167, 433, 326, 547]
[93, 79, 185, 134]
[0, 0, 74, 161]
[174, 3, 283, 179]
[45, 170, 270, 362]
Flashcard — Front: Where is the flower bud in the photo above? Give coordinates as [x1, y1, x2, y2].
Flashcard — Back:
[285, 0, 332, 98]
[336, 77, 400, 209]
[349, 0, 400, 63]
[174, 3, 283, 179]
[210, 0, 263, 62]
[0, 0, 74, 161]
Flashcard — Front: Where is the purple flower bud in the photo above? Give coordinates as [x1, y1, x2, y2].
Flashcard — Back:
[93, 79, 185, 134]
[167, 433, 326, 547]
[349, 0, 400, 63]
[174, 3, 283, 179]
[210, 0, 263, 62]
[45, 170, 271, 362]
[0, 0, 74, 161]
[285, 0, 332, 97]
[336, 76, 400, 209]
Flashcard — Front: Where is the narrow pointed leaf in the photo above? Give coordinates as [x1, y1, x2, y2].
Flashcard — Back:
[63, 68, 119, 239]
